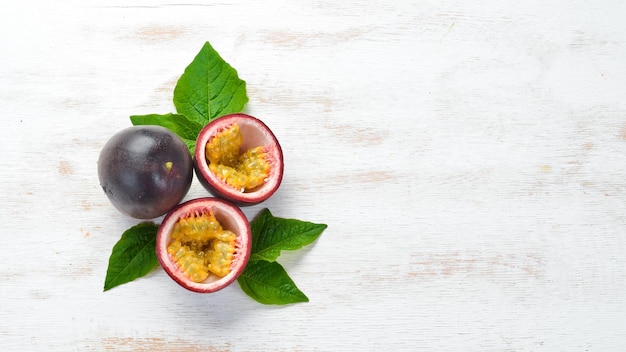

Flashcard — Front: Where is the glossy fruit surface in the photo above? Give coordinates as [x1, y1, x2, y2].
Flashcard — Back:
[156, 197, 252, 293]
[98, 125, 193, 219]
[194, 113, 283, 205]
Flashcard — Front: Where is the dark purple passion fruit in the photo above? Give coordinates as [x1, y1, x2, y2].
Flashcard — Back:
[194, 113, 284, 205]
[156, 197, 252, 293]
[98, 125, 193, 219]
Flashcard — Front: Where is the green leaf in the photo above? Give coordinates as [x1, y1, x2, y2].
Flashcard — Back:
[250, 209, 328, 263]
[238, 209, 327, 304]
[173, 41, 248, 126]
[130, 113, 202, 154]
[103, 222, 159, 291]
[237, 260, 309, 305]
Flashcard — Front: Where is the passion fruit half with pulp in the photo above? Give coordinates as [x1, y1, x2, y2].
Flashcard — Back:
[156, 197, 252, 293]
[98, 125, 193, 219]
[194, 113, 283, 205]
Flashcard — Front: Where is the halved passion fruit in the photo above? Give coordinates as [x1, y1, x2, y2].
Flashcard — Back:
[194, 113, 284, 205]
[156, 197, 252, 293]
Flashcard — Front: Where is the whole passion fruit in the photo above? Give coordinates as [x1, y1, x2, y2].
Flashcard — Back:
[194, 113, 284, 205]
[156, 197, 252, 293]
[98, 125, 193, 219]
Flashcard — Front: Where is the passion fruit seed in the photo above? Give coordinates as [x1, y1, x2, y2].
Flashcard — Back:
[167, 209, 237, 282]
[206, 123, 270, 192]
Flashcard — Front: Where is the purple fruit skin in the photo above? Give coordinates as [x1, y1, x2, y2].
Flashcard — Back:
[98, 125, 193, 219]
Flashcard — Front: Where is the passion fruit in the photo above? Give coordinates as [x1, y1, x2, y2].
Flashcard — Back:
[156, 197, 252, 293]
[194, 113, 284, 205]
[98, 125, 193, 219]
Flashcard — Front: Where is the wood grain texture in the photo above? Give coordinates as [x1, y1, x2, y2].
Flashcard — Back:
[1, 0, 625, 351]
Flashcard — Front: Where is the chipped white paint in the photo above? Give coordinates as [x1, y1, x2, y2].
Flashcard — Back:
[1, 0, 626, 351]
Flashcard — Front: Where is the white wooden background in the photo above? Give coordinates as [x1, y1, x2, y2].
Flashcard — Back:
[1, 0, 625, 351]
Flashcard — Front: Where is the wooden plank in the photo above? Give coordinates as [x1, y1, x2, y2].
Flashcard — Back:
[1, 0, 625, 350]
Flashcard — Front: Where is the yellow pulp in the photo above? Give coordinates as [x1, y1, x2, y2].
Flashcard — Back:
[167, 210, 237, 282]
[205, 124, 270, 192]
